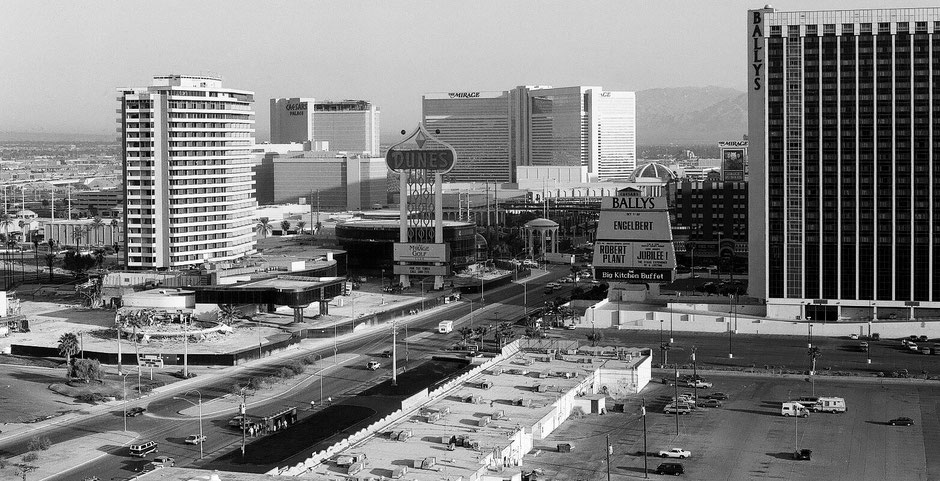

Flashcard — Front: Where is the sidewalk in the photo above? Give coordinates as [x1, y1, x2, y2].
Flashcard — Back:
[651, 366, 940, 386]
[0, 430, 139, 481]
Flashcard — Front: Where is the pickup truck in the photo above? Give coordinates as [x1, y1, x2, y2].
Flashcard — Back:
[686, 380, 713, 389]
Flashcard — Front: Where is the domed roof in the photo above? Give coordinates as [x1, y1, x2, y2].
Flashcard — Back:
[15, 209, 37, 218]
[524, 218, 559, 228]
[629, 162, 676, 182]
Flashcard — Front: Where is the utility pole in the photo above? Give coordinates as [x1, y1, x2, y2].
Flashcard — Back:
[691, 346, 698, 402]
[642, 398, 648, 478]
[182, 311, 188, 378]
[391, 323, 398, 387]
[67, 185, 72, 220]
[240, 388, 248, 457]
[605, 433, 611, 481]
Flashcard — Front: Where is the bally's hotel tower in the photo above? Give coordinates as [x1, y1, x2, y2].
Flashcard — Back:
[748, 8, 940, 320]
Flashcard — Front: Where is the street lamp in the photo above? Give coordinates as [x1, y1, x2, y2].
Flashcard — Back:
[173, 390, 203, 459]
[121, 371, 128, 432]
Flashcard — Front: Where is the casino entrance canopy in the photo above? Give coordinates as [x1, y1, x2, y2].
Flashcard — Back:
[193, 275, 345, 308]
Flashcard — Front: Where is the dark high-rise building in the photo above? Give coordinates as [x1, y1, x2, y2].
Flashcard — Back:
[748, 8, 940, 321]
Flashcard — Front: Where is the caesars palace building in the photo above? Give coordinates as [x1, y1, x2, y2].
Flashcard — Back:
[748, 7, 940, 321]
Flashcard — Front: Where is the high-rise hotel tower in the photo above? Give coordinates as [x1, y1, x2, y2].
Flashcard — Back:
[118, 75, 257, 269]
[748, 8, 940, 320]
[422, 86, 635, 183]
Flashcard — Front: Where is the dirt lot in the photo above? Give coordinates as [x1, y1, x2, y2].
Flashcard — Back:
[526, 373, 939, 480]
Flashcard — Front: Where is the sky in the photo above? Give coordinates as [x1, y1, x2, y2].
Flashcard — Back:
[0, 0, 922, 141]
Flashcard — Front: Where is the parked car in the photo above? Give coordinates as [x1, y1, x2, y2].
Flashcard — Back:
[659, 448, 691, 459]
[381, 350, 392, 358]
[663, 404, 692, 415]
[697, 399, 722, 408]
[703, 392, 729, 401]
[184, 434, 206, 445]
[889, 417, 914, 426]
[655, 463, 685, 475]
[850, 333, 859, 340]
[150, 456, 175, 468]
[367, 361, 381, 371]
[686, 380, 713, 389]
[919, 335, 929, 342]
[793, 449, 812, 460]
[859, 341, 869, 351]
[907, 342, 919, 351]
[126, 407, 146, 417]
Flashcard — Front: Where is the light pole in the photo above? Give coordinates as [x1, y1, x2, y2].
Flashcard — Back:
[867, 320, 872, 364]
[469, 298, 474, 330]
[673, 363, 680, 435]
[691, 346, 698, 402]
[641, 399, 648, 478]
[381, 268, 385, 306]
[173, 390, 203, 459]
[808, 321, 813, 348]
[240, 387, 248, 457]
[669, 302, 674, 344]
[121, 371, 127, 432]
[333, 322, 338, 365]
[728, 321, 733, 359]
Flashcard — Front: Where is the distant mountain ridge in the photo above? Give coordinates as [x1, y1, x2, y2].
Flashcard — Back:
[636, 86, 746, 146]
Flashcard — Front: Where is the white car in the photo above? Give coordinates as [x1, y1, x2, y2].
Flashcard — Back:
[184, 434, 206, 445]
[658, 448, 691, 459]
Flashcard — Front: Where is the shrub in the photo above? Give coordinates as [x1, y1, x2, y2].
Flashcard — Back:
[287, 361, 305, 375]
[22, 453, 38, 462]
[301, 354, 317, 365]
[26, 436, 51, 452]
[276, 367, 294, 379]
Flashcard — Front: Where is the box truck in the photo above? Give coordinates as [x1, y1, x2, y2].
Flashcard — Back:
[781, 402, 810, 417]
[438, 320, 454, 333]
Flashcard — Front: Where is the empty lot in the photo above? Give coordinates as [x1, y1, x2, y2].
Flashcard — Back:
[526, 374, 940, 480]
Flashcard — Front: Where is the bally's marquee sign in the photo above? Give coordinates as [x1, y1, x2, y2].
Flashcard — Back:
[592, 195, 675, 284]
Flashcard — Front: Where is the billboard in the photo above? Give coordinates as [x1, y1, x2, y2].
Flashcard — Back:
[720, 141, 747, 182]
[595, 211, 673, 240]
[393, 265, 451, 276]
[594, 267, 673, 283]
[592, 241, 675, 269]
[393, 243, 449, 263]
[593, 194, 675, 284]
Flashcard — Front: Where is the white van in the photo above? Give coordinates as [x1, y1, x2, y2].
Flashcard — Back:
[438, 320, 454, 333]
[815, 397, 846, 413]
[129, 440, 158, 457]
[781, 402, 809, 417]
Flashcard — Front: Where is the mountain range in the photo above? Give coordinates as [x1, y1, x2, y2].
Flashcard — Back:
[635, 86, 747, 146]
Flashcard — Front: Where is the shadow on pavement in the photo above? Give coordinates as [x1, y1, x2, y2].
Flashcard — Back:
[726, 408, 779, 417]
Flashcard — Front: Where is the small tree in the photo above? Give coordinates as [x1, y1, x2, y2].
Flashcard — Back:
[62, 250, 95, 278]
[296, 220, 307, 234]
[280, 220, 291, 234]
[586, 331, 604, 347]
[72, 359, 104, 383]
[57, 333, 79, 379]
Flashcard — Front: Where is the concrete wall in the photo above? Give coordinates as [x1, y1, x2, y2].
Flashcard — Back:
[599, 308, 940, 339]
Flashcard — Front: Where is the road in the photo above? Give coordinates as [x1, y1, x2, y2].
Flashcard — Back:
[42, 266, 576, 480]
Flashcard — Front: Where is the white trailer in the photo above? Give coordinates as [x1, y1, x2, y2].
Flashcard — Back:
[781, 402, 809, 417]
[815, 397, 846, 413]
[438, 320, 454, 333]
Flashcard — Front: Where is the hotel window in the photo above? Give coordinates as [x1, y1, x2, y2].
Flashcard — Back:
[916, 21, 927, 33]
[824, 24, 836, 35]
[897, 22, 909, 33]
[878, 22, 891, 34]
[842, 24, 854, 35]
[806, 25, 818, 36]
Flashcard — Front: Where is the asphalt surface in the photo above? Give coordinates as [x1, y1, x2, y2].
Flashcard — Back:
[35, 266, 576, 480]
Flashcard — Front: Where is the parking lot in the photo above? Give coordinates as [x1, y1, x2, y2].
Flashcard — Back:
[526, 373, 940, 480]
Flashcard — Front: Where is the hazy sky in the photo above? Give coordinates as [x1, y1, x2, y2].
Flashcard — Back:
[0, 0, 920, 141]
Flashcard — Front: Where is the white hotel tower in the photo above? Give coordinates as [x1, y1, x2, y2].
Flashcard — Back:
[118, 75, 257, 269]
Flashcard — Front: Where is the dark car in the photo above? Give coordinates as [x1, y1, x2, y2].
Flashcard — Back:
[703, 392, 729, 401]
[697, 399, 722, 408]
[655, 462, 684, 475]
[919, 335, 929, 342]
[889, 417, 914, 426]
[126, 407, 146, 417]
[793, 449, 812, 460]
[381, 350, 392, 358]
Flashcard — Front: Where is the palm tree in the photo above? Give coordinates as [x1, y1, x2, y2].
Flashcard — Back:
[44, 253, 57, 281]
[217, 304, 239, 325]
[314, 221, 323, 236]
[58, 332, 79, 379]
[280, 220, 291, 235]
[0, 213, 13, 243]
[90, 216, 104, 246]
[71, 227, 85, 249]
[808, 346, 821, 374]
[296, 220, 307, 234]
[587, 331, 604, 347]
[255, 217, 273, 239]
[457, 327, 474, 348]
[125, 310, 144, 368]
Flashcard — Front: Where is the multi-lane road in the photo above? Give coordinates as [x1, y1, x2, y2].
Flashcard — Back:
[40, 267, 575, 480]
